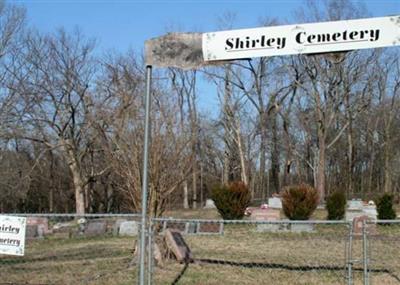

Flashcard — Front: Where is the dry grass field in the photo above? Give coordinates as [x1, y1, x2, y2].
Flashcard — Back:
[1, 208, 400, 284]
[0, 236, 137, 285]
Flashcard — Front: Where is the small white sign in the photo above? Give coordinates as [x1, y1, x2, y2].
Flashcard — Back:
[0, 215, 26, 256]
[203, 15, 400, 61]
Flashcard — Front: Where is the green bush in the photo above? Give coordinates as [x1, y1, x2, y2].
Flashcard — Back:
[376, 193, 396, 220]
[282, 184, 319, 220]
[211, 181, 251, 220]
[326, 191, 346, 220]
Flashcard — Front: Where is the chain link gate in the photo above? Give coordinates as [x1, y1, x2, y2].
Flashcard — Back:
[363, 220, 400, 285]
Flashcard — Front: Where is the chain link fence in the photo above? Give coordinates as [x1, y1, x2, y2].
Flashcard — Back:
[149, 219, 359, 285]
[365, 220, 400, 285]
[0, 214, 141, 285]
[1, 215, 400, 284]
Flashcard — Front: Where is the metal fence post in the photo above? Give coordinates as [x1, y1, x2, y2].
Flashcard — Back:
[139, 65, 152, 285]
[147, 218, 154, 285]
[347, 222, 354, 285]
[363, 220, 369, 285]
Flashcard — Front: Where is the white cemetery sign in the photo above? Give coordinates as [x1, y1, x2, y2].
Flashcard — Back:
[0, 215, 26, 256]
[203, 15, 400, 61]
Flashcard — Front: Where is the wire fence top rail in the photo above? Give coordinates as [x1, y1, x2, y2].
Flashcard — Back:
[2, 213, 141, 218]
[152, 217, 352, 224]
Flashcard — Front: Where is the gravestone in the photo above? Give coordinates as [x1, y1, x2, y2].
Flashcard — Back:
[204, 199, 216, 209]
[53, 222, 73, 232]
[348, 199, 363, 210]
[290, 223, 315, 233]
[353, 215, 376, 236]
[346, 199, 364, 221]
[165, 229, 193, 263]
[198, 223, 223, 234]
[251, 209, 280, 221]
[85, 221, 107, 237]
[27, 217, 50, 234]
[362, 205, 377, 220]
[119, 221, 138, 236]
[113, 219, 128, 236]
[251, 209, 282, 232]
[268, 197, 283, 209]
[26, 225, 39, 239]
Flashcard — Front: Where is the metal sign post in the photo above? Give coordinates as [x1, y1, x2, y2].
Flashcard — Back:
[139, 65, 152, 285]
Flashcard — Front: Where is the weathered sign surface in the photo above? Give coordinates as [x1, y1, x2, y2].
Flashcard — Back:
[0, 215, 26, 256]
[145, 33, 204, 69]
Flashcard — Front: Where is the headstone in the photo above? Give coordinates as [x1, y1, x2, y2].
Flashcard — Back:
[185, 222, 197, 234]
[290, 223, 315, 233]
[85, 221, 107, 237]
[53, 222, 74, 232]
[26, 225, 39, 239]
[362, 205, 377, 220]
[119, 221, 138, 236]
[346, 199, 365, 221]
[251, 209, 280, 221]
[204, 199, 216, 209]
[353, 215, 376, 236]
[165, 229, 193, 263]
[198, 223, 224, 234]
[345, 209, 364, 222]
[252, 209, 281, 232]
[27, 217, 50, 234]
[348, 199, 363, 210]
[268, 197, 283, 209]
[113, 219, 128, 236]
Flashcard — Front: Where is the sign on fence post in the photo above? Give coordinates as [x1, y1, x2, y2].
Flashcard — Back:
[0, 215, 26, 256]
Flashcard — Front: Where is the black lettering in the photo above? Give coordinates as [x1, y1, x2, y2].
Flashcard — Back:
[278, 37, 286, 49]
[296, 32, 306, 44]
[316, 34, 330, 42]
[307, 34, 316, 43]
[342, 30, 348, 40]
[266, 38, 275, 46]
[349, 31, 359, 40]
[371, 29, 380, 41]
[225, 38, 234, 50]
[235, 38, 244, 49]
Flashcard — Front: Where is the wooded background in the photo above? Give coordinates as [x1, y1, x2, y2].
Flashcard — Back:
[0, 0, 399, 216]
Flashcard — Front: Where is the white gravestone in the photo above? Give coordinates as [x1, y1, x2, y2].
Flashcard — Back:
[119, 221, 138, 236]
[345, 199, 378, 221]
[362, 205, 377, 220]
[204, 199, 216, 209]
[0, 215, 26, 256]
[268, 197, 283, 209]
[348, 199, 363, 210]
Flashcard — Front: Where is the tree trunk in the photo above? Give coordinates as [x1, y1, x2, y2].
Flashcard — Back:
[183, 180, 189, 209]
[270, 110, 280, 194]
[383, 133, 392, 193]
[64, 143, 85, 215]
[192, 165, 197, 209]
[259, 111, 267, 201]
[316, 139, 326, 202]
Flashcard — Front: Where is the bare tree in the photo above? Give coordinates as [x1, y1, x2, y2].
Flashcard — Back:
[6, 29, 101, 214]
